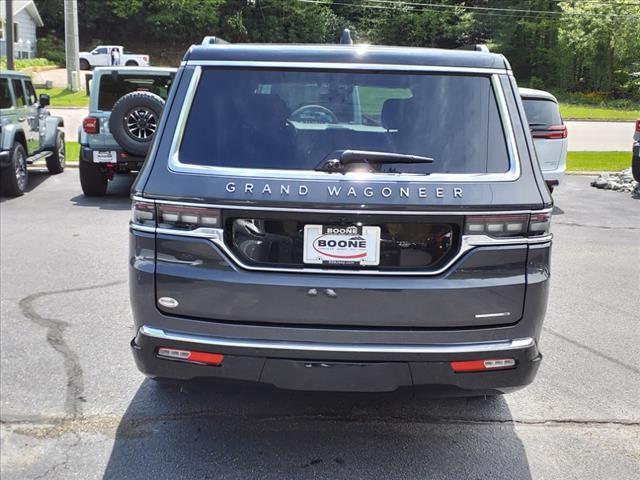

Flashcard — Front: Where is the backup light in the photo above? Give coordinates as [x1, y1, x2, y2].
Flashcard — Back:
[157, 347, 224, 366]
[451, 358, 516, 373]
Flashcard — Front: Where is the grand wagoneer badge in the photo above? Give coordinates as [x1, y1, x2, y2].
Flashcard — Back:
[225, 182, 464, 199]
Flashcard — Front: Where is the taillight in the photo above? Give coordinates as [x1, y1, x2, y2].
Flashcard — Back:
[635, 120, 640, 133]
[143, 56, 149, 62]
[531, 124, 567, 139]
[131, 200, 221, 231]
[131, 200, 156, 227]
[157, 204, 220, 230]
[465, 212, 550, 237]
[83, 117, 99, 134]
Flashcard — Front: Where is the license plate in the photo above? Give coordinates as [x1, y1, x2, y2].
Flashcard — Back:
[303, 225, 381, 266]
[93, 150, 117, 163]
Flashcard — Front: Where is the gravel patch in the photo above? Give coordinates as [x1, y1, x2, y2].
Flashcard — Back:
[591, 168, 640, 197]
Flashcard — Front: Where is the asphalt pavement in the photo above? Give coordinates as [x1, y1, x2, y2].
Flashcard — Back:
[0, 171, 639, 479]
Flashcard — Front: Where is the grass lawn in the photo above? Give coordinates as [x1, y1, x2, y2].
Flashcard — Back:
[566, 151, 631, 172]
[560, 104, 639, 122]
[42, 87, 89, 108]
[65, 141, 80, 163]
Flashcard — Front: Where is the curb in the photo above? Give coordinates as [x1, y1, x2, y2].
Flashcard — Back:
[49, 106, 88, 110]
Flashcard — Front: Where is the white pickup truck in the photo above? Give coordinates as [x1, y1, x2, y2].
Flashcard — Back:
[79, 46, 150, 70]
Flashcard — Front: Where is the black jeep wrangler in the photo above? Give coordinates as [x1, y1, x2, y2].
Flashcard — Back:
[129, 40, 552, 395]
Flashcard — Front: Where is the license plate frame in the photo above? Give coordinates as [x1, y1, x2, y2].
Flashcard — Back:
[93, 150, 117, 163]
[303, 224, 381, 266]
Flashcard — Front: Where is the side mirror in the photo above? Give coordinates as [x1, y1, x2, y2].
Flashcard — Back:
[39, 94, 50, 108]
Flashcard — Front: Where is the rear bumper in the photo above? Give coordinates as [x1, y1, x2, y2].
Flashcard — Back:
[80, 146, 145, 170]
[130, 227, 550, 394]
[542, 164, 565, 185]
[132, 326, 541, 394]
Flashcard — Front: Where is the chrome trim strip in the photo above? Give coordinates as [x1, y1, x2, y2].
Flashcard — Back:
[132, 196, 553, 217]
[140, 325, 534, 354]
[184, 60, 509, 74]
[475, 312, 511, 319]
[144, 223, 551, 276]
[129, 224, 156, 233]
[166, 67, 520, 183]
[131, 197, 552, 276]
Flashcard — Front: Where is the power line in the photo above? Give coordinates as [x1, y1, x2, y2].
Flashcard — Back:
[298, 0, 640, 19]
[361, 0, 640, 18]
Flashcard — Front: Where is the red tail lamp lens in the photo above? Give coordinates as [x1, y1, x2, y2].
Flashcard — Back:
[83, 117, 99, 134]
[531, 125, 567, 139]
[157, 347, 224, 366]
[451, 358, 516, 373]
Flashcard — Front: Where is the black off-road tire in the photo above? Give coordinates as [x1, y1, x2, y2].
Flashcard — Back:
[46, 131, 66, 174]
[0, 143, 28, 197]
[109, 91, 165, 157]
[79, 160, 108, 197]
[79, 59, 90, 70]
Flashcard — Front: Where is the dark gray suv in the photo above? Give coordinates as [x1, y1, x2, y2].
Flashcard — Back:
[129, 42, 552, 395]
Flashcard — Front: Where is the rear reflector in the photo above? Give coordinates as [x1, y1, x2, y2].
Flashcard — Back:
[531, 124, 567, 139]
[157, 347, 224, 366]
[451, 358, 516, 373]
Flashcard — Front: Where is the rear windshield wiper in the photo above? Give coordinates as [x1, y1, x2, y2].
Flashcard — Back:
[315, 150, 434, 173]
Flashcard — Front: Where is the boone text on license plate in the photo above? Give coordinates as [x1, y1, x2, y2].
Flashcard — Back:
[303, 225, 380, 266]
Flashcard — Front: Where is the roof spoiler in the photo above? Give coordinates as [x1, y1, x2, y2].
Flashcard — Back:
[202, 36, 229, 45]
[457, 44, 490, 53]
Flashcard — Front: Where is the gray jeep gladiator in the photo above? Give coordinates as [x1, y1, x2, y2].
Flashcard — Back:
[78, 67, 176, 196]
[0, 71, 65, 197]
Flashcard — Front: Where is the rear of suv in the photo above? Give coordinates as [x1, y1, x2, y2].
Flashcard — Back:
[78, 67, 175, 196]
[129, 43, 552, 395]
[520, 88, 567, 192]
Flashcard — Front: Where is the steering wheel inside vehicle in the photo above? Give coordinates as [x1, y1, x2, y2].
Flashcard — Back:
[289, 105, 339, 124]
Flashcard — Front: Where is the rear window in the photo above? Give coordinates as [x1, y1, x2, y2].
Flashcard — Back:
[179, 69, 511, 174]
[97, 74, 173, 111]
[522, 98, 561, 126]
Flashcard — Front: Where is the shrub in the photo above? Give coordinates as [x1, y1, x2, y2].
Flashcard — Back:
[37, 34, 65, 66]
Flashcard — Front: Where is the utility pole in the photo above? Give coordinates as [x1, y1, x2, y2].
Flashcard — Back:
[63, 0, 80, 91]
[5, 0, 14, 70]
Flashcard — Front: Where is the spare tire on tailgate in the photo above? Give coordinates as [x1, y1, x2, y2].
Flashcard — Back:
[109, 91, 165, 157]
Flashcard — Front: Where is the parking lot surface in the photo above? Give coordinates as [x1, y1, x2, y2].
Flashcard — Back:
[1, 171, 638, 479]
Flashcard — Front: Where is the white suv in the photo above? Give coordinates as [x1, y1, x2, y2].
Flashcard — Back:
[520, 88, 568, 192]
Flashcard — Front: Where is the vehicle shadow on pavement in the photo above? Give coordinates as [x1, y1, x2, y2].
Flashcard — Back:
[0, 169, 52, 202]
[69, 174, 135, 210]
[102, 379, 533, 480]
